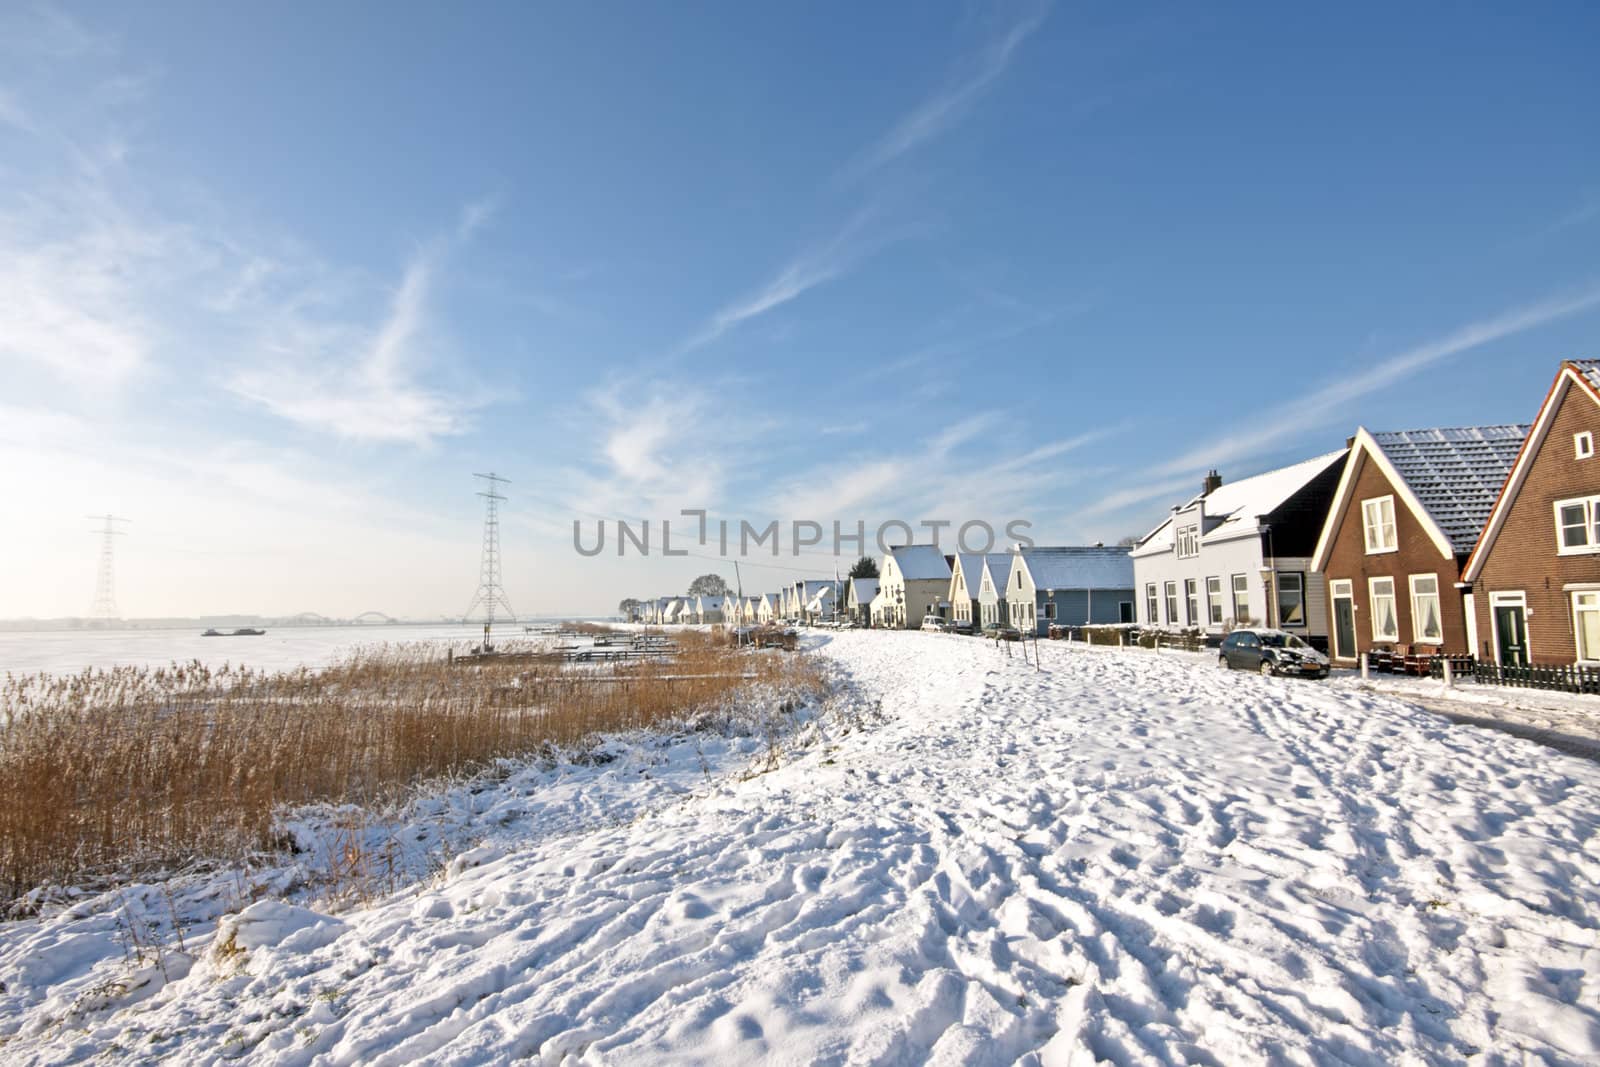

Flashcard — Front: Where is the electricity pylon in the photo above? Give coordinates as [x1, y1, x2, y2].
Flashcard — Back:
[462, 473, 516, 645]
[88, 515, 130, 620]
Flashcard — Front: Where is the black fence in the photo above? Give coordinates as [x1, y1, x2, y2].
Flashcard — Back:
[1426, 656, 1600, 695]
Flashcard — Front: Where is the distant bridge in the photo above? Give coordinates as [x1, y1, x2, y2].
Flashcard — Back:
[352, 611, 396, 624]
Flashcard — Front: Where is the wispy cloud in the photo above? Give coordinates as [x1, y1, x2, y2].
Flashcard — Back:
[1548, 190, 1600, 235]
[226, 204, 496, 445]
[676, 207, 894, 356]
[838, 1, 1051, 184]
[1081, 284, 1600, 520]
[769, 412, 1109, 524]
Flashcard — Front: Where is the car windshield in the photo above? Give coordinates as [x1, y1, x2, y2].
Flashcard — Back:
[1259, 633, 1310, 650]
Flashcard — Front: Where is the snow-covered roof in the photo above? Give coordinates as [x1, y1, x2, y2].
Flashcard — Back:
[807, 587, 836, 611]
[952, 553, 985, 597]
[849, 577, 878, 603]
[983, 554, 1013, 592]
[888, 544, 951, 581]
[1136, 450, 1347, 553]
[1573, 358, 1600, 395]
[1370, 426, 1529, 553]
[697, 596, 728, 611]
[1014, 546, 1134, 591]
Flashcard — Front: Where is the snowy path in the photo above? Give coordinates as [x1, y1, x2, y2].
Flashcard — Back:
[6, 631, 1600, 1064]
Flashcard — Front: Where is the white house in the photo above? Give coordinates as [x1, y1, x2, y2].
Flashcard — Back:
[695, 595, 728, 624]
[757, 593, 781, 624]
[1005, 546, 1136, 636]
[977, 555, 1014, 628]
[877, 545, 952, 629]
[1130, 451, 1346, 649]
[949, 553, 1012, 630]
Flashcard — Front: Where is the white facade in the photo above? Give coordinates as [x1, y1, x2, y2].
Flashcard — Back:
[877, 546, 951, 629]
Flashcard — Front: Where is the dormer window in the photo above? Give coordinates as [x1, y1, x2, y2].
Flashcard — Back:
[1176, 525, 1200, 558]
[1577, 431, 1594, 460]
[1362, 496, 1398, 554]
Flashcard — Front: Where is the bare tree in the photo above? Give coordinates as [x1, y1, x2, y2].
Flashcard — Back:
[687, 574, 731, 597]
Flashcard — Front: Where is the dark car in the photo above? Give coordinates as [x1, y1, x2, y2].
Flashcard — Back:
[1218, 628, 1329, 678]
[982, 622, 1022, 642]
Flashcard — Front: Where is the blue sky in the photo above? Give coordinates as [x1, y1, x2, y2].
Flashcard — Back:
[2, 1, 1598, 618]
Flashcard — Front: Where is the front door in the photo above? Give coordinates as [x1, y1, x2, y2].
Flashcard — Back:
[1494, 603, 1528, 667]
[1331, 582, 1356, 661]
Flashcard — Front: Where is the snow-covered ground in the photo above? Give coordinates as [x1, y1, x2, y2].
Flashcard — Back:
[3, 631, 1599, 1064]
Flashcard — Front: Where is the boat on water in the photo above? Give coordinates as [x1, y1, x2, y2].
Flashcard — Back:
[200, 628, 267, 637]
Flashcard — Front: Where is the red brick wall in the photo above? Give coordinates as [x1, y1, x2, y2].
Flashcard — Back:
[1322, 450, 1469, 659]
[1472, 378, 1600, 664]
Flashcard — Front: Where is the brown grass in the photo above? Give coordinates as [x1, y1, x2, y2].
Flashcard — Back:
[0, 628, 823, 901]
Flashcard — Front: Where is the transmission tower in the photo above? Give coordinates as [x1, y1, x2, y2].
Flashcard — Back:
[88, 514, 130, 620]
[462, 473, 516, 641]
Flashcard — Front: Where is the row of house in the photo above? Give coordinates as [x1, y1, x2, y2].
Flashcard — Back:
[630, 542, 1139, 637]
[626, 360, 1597, 665]
[1130, 359, 1600, 669]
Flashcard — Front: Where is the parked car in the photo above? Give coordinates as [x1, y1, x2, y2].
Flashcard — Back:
[948, 619, 975, 635]
[1218, 628, 1329, 678]
[921, 615, 950, 632]
[982, 622, 1022, 642]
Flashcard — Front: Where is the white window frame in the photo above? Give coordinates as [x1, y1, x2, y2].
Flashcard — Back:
[1231, 573, 1249, 624]
[1573, 591, 1600, 664]
[1407, 573, 1443, 645]
[1206, 576, 1223, 626]
[1145, 583, 1159, 625]
[1164, 581, 1179, 625]
[1362, 495, 1398, 554]
[1489, 590, 1528, 666]
[1577, 431, 1594, 460]
[1184, 578, 1199, 625]
[1554, 495, 1600, 555]
[1275, 571, 1306, 628]
[1176, 525, 1200, 559]
[1368, 576, 1399, 643]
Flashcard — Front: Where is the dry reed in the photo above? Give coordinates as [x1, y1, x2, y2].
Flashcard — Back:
[0, 629, 823, 901]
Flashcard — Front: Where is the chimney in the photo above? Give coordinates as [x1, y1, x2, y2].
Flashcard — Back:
[1201, 470, 1222, 496]
[1346, 435, 1356, 449]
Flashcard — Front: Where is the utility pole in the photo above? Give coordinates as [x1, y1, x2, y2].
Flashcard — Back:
[462, 473, 516, 649]
[88, 515, 130, 621]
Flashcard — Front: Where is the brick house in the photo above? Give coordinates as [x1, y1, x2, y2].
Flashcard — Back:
[1310, 425, 1528, 665]
[1461, 360, 1600, 666]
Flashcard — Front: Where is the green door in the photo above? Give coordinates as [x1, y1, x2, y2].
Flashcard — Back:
[1333, 595, 1356, 661]
[1494, 603, 1528, 667]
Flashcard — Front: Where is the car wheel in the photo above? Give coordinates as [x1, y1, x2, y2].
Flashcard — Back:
[1218, 654, 1230, 670]
[1259, 660, 1275, 676]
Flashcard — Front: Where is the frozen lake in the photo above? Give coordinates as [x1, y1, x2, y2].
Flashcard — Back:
[0, 623, 571, 676]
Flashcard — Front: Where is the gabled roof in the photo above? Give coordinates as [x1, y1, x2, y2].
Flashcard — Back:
[1312, 424, 1529, 569]
[848, 577, 878, 603]
[951, 553, 986, 597]
[887, 544, 951, 581]
[1134, 450, 1347, 556]
[697, 596, 728, 611]
[1012, 546, 1134, 591]
[982, 554, 1013, 593]
[1465, 361, 1600, 582]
